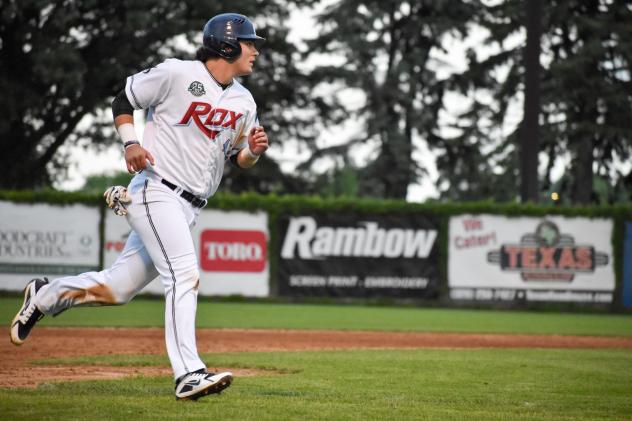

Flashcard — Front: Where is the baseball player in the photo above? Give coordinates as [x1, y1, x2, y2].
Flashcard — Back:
[10, 13, 269, 401]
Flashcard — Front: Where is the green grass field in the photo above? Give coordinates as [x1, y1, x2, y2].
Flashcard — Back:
[2, 297, 632, 336]
[2, 349, 632, 420]
[2, 298, 632, 420]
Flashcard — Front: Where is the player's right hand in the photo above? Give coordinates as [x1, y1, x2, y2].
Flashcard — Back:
[104, 185, 132, 216]
[125, 144, 156, 174]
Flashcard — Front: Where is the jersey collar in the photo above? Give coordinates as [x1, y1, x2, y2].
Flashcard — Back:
[203, 63, 233, 90]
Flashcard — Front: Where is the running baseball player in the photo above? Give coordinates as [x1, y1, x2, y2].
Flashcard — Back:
[10, 13, 269, 401]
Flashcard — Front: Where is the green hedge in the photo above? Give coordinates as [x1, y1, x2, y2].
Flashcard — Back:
[2, 189, 631, 309]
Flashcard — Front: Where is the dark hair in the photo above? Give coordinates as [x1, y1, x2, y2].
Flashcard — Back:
[195, 46, 221, 62]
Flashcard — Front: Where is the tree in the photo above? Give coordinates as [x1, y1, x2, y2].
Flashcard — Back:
[446, 0, 632, 203]
[303, 0, 480, 199]
[520, 0, 542, 203]
[0, 0, 314, 193]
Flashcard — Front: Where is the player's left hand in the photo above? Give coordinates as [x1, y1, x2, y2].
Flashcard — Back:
[103, 185, 132, 216]
[248, 126, 268, 156]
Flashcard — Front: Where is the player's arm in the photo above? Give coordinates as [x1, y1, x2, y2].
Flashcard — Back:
[111, 89, 155, 174]
[235, 126, 269, 169]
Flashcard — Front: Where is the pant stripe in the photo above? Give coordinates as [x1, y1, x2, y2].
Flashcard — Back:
[142, 180, 188, 373]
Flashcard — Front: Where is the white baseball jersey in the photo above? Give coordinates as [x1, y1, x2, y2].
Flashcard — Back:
[125, 58, 258, 198]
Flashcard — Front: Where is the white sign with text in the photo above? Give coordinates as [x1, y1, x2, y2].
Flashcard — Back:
[0, 201, 100, 291]
[448, 214, 615, 303]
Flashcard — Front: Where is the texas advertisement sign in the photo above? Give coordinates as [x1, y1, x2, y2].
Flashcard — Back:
[277, 213, 440, 299]
[448, 215, 615, 303]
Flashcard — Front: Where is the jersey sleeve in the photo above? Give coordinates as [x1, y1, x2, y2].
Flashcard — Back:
[124, 59, 174, 110]
[229, 107, 259, 158]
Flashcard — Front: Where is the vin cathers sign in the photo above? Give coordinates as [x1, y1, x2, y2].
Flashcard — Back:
[277, 213, 440, 299]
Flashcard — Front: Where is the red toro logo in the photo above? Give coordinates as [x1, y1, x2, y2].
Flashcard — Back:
[200, 230, 266, 272]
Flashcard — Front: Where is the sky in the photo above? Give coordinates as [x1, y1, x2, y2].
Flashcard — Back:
[55, 3, 531, 202]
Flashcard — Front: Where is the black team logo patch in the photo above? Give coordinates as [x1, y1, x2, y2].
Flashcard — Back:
[487, 220, 609, 281]
[188, 81, 206, 97]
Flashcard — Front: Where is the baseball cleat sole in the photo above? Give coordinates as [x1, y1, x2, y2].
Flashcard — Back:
[10, 284, 32, 345]
[10, 278, 48, 346]
[176, 373, 233, 401]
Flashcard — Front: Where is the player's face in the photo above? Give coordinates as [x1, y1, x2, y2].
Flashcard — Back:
[235, 40, 259, 76]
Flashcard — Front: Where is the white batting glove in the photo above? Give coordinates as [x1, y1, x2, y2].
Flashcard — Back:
[103, 185, 132, 216]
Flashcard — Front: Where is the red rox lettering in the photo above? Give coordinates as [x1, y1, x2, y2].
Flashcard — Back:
[177, 102, 219, 139]
[177, 101, 243, 140]
[207, 108, 227, 126]
[224, 111, 243, 129]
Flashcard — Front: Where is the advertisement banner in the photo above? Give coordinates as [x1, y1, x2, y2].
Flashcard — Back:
[193, 209, 269, 297]
[277, 213, 440, 298]
[0, 201, 100, 291]
[103, 209, 269, 297]
[448, 214, 615, 303]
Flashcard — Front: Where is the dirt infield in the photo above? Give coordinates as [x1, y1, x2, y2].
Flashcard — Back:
[3, 327, 632, 388]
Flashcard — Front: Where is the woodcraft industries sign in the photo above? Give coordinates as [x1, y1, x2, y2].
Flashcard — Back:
[0, 201, 100, 292]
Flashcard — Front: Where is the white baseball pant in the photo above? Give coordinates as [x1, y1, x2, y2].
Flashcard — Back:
[35, 174, 206, 379]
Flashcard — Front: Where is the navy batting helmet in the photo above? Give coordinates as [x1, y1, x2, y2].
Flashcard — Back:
[202, 13, 265, 61]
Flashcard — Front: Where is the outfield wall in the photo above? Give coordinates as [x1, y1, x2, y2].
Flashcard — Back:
[1, 191, 630, 310]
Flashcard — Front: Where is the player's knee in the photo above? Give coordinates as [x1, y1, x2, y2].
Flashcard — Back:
[179, 268, 200, 289]
[164, 268, 200, 294]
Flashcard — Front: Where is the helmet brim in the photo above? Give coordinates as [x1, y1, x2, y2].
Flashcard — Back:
[238, 35, 265, 43]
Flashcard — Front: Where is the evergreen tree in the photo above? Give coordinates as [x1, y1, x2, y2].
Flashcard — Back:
[304, 0, 480, 199]
[447, 0, 632, 203]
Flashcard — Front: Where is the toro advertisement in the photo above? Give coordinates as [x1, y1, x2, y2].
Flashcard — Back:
[277, 212, 440, 298]
[103, 209, 269, 297]
[448, 215, 615, 303]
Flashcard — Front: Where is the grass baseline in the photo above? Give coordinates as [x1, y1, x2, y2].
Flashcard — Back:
[1, 348, 631, 420]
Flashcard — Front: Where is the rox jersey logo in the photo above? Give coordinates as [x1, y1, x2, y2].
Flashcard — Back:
[200, 229, 267, 272]
[177, 101, 243, 140]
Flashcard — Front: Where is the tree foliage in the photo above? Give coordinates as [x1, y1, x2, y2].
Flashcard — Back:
[304, 0, 480, 199]
[445, 0, 632, 203]
[6, 0, 632, 204]
[1, 0, 313, 192]
[303, 0, 631, 203]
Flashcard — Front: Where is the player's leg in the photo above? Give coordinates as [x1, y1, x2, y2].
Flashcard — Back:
[36, 231, 158, 312]
[125, 179, 207, 381]
[11, 230, 158, 345]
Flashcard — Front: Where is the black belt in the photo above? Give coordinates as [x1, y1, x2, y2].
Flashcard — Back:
[161, 179, 207, 208]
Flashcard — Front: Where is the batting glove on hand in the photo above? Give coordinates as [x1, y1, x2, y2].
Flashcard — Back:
[103, 185, 132, 216]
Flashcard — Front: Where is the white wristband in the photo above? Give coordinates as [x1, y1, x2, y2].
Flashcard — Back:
[244, 147, 260, 162]
[117, 123, 138, 144]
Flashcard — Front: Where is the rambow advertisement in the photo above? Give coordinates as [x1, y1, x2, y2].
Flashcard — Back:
[448, 215, 615, 303]
[278, 213, 440, 299]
